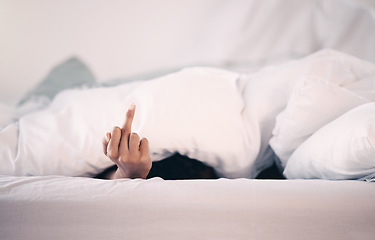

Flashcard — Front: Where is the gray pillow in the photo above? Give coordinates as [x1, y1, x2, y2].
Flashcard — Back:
[19, 57, 96, 104]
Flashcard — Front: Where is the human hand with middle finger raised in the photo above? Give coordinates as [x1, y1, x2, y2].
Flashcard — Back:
[102, 103, 152, 179]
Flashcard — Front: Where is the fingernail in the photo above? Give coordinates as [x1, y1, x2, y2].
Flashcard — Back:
[128, 103, 135, 110]
[106, 132, 111, 142]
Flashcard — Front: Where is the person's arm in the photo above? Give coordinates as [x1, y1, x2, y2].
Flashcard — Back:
[102, 103, 152, 179]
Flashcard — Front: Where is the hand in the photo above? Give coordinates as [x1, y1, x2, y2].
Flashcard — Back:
[102, 103, 152, 179]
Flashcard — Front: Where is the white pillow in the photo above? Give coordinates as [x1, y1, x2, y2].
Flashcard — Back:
[345, 73, 375, 101]
[125, 67, 254, 178]
[284, 103, 375, 180]
[270, 76, 369, 168]
[240, 49, 375, 178]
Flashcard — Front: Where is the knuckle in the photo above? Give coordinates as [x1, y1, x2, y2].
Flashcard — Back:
[112, 126, 121, 133]
[107, 151, 118, 159]
[118, 155, 128, 163]
[121, 127, 127, 134]
[129, 150, 140, 158]
[126, 109, 134, 117]
[131, 132, 139, 138]
[141, 155, 151, 162]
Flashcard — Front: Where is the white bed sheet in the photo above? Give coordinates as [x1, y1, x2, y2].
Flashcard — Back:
[0, 175, 374, 240]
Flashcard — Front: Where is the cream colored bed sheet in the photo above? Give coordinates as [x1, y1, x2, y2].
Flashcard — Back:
[0, 175, 374, 240]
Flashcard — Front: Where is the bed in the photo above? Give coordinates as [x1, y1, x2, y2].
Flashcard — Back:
[1, 176, 374, 240]
[1, 1, 375, 240]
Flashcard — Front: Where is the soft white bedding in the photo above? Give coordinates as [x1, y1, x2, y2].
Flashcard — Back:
[0, 175, 374, 240]
[1, 1, 375, 239]
[285, 102, 375, 179]
[1, 49, 374, 180]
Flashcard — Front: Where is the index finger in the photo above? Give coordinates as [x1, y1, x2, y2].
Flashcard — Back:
[122, 103, 136, 135]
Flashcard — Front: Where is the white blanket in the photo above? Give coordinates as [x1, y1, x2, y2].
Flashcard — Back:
[0, 50, 374, 178]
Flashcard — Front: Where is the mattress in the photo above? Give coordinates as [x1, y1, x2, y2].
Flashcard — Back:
[1, 175, 374, 240]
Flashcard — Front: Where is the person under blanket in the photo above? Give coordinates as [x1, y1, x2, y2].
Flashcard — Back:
[100, 103, 220, 179]
[101, 103, 283, 180]
[5, 50, 366, 179]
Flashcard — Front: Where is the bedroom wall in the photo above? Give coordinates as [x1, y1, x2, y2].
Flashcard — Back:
[1, 0, 374, 105]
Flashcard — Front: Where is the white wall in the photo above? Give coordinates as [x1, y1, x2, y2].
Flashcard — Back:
[0, 0, 248, 104]
[1, 0, 374, 105]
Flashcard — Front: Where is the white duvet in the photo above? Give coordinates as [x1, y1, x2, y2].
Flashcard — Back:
[1, 49, 374, 179]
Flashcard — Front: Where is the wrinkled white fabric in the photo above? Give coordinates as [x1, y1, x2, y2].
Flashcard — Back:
[0, 50, 374, 178]
[241, 49, 375, 177]
[125, 67, 254, 178]
[285, 103, 375, 179]
[0, 82, 142, 177]
[270, 76, 370, 168]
